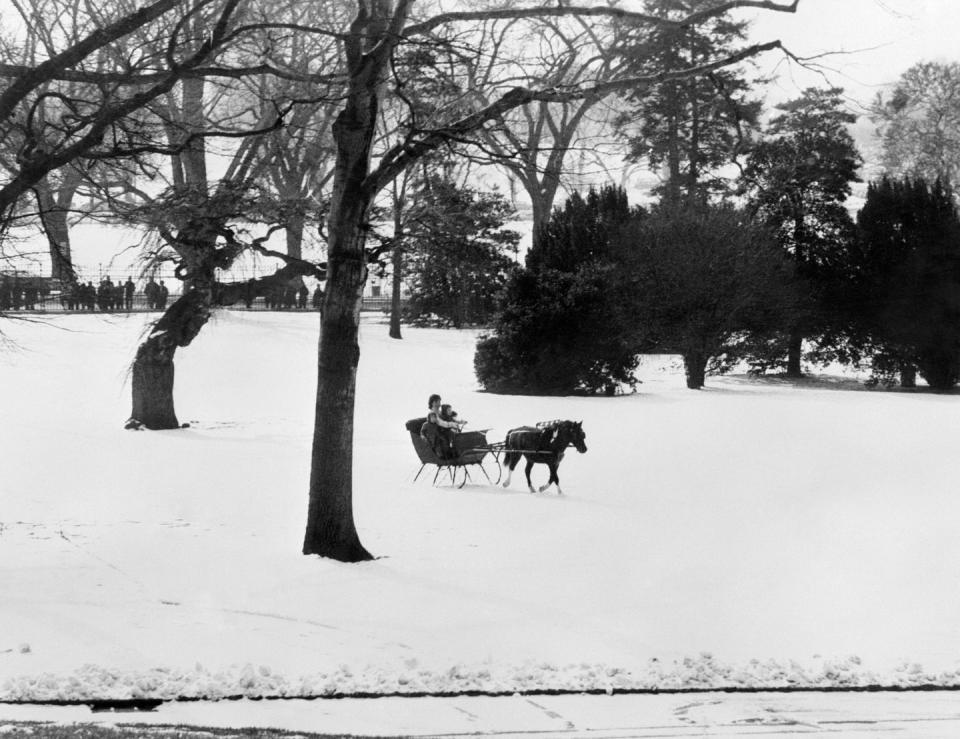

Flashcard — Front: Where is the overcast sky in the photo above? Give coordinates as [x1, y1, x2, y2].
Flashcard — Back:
[742, 0, 959, 109]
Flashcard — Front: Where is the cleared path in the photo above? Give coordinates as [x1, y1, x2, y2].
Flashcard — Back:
[3, 691, 960, 737]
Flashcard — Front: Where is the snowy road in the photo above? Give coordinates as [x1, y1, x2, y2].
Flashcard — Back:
[3, 691, 960, 737]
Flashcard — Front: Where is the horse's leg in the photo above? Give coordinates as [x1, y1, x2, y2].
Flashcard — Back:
[502, 451, 517, 488]
[524, 457, 536, 493]
[539, 460, 559, 493]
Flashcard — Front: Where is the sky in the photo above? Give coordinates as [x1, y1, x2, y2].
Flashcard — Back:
[743, 0, 960, 109]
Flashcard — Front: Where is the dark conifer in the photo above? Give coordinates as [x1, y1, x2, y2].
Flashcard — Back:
[852, 176, 960, 389]
[475, 185, 642, 395]
[742, 87, 862, 376]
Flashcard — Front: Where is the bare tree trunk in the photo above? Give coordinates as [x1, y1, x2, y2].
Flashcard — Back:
[683, 350, 706, 389]
[389, 180, 405, 339]
[41, 204, 74, 282]
[665, 85, 683, 210]
[129, 288, 213, 429]
[530, 196, 548, 251]
[685, 35, 701, 208]
[35, 174, 79, 281]
[522, 157, 562, 252]
[389, 243, 403, 339]
[302, 205, 371, 559]
[787, 211, 808, 378]
[303, 1, 399, 561]
[786, 327, 803, 377]
[130, 335, 180, 429]
[286, 210, 305, 260]
[900, 363, 917, 388]
[303, 250, 370, 560]
[180, 75, 207, 184]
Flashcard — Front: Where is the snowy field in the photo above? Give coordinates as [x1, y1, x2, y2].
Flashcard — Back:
[1, 310, 960, 702]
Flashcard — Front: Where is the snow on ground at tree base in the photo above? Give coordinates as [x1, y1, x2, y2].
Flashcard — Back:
[1, 310, 960, 702]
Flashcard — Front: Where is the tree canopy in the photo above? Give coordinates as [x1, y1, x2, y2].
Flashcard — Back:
[852, 176, 960, 390]
[614, 0, 764, 206]
[742, 86, 862, 375]
[614, 203, 797, 389]
[871, 61, 960, 191]
[475, 185, 641, 396]
[404, 176, 519, 328]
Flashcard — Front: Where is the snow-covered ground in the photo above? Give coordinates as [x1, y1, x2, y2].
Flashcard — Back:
[2, 310, 960, 702]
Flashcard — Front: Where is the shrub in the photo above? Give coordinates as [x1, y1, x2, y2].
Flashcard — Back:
[474, 266, 639, 395]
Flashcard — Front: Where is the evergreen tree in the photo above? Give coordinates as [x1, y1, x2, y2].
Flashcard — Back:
[614, 203, 796, 389]
[852, 177, 960, 390]
[404, 177, 519, 328]
[526, 185, 634, 273]
[742, 87, 862, 375]
[614, 0, 762, 207]
[475, 185, 642, 395]
[475, 263, 638, 395]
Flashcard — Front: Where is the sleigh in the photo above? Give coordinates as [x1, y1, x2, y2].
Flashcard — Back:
[405, 418, 502, 488]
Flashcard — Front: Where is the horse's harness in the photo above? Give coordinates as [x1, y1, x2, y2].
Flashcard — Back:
[507, 422, 576, 456]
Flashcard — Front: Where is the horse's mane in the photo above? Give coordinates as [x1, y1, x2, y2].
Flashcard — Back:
[534, 420, 577, 448]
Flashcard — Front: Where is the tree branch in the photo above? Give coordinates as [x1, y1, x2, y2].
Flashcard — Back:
[0, 0, 181, 122]
[241, 229, 326, 280]
[0, 0, 247, 215]
[80, 102, 292, 160]
[402, 2, 799, 38]
[0, 61, 347, 86]
[369, 39, 786, 194]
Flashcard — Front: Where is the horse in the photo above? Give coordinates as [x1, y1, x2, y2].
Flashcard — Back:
[501, 420, 587, 495]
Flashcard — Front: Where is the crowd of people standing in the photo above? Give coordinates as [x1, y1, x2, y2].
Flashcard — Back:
[263, 283, 312, 310]
[142, 278, 170, 310]
[0, 276, 43, 310]
[59, 276, 149, 312]
[2, 273, 328, 313]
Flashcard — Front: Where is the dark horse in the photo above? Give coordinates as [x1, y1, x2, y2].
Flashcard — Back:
[502, 420, 587, 494]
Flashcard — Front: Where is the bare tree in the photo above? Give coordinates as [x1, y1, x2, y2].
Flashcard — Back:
[239, 0, 349, 259]
[871, 61, 960, 191]
[0, 0, 181, 278]
[467, 13, 625, 247]
[104, 1, 323, 429]
[0, 0, 232, 214]
[0, 0, 342, 428]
